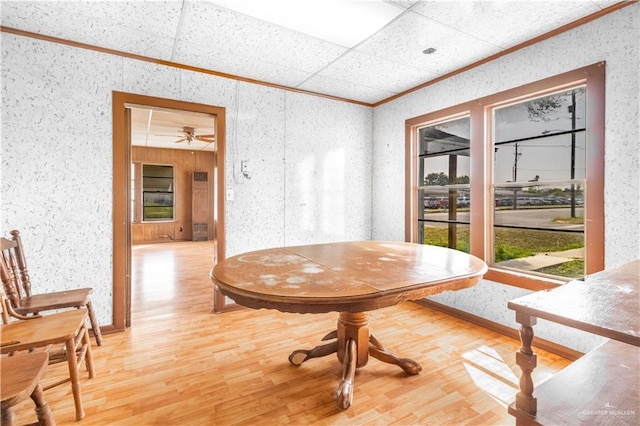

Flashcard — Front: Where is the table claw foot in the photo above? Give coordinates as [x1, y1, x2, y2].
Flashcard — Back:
[369, 344, 422, 375]
[288, 350, 310, 366]
[337, 338, 357, 410]
[322, 330, 337, 341]
[288, 341, 338, 366]
[336, 380, 353, 410]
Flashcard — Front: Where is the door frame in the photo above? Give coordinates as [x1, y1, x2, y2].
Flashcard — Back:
[112, 91, 228, 330]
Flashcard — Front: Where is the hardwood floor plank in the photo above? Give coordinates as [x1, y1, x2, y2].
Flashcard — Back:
[10, 241, 570, 425]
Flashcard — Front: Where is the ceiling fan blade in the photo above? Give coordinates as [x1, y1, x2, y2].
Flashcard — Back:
[195, 136, 215, 143]
[174, 137, 187, 143]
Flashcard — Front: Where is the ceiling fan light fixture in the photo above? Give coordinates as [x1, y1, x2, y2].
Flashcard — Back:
[175, 126, 215, 145]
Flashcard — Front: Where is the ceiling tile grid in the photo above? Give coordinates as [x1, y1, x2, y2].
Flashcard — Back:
[2, 0, 629, 145]
[1, 1, 182, 60]
[410, 1, 603, 49]
[297, 73, 397, 104]
[176, 1, 349, 74]
[353, 9, 504, 77]
[172, 41, 315, 89]
[1, 0, 626, 104]
[310, 49, 439, 95]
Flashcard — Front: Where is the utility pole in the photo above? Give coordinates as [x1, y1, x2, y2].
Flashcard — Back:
[570, 90, 576, 218]
[512, 143, 521, 182]
[512, 143, 521, 209]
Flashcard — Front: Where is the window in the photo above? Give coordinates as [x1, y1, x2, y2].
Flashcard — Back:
[142, 164, 174, 221]
[406, 63, 605, 290]
[418, 115, 471, 253]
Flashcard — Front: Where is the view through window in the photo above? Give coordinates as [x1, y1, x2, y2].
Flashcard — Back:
[492, 88, 586, 278]
[418, 115, 471, 253]
[407, 63, 604, 288]
[142, 164, 174, 221]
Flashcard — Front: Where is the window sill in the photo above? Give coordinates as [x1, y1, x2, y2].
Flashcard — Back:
[484, 267, 567, 291]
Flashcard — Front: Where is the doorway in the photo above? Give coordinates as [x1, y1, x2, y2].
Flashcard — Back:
[112, 92, 229, 330]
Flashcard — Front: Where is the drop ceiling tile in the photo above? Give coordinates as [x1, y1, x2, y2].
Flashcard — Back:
[385, 0, 422, 10]
[355, 10, 502, 77]
[591, 0, 628, 9]
[1, 1, 181, 59]
[298, 74, 395, 105]
[314, 50, 439, 95]
[1, 0, 622, 106]
[207, 0, 405, 48]
[173, 40, 313, 88]
[410, 1, 602, 50]
[177, 1, 348, 74]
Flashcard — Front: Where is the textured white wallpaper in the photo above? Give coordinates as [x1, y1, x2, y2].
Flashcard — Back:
[372, 4, 639, 352]
[1, 5, 637, 352]
[283, 91, 373, 247]
[0, 33, 373, 327]
[2, 37, 119, 323]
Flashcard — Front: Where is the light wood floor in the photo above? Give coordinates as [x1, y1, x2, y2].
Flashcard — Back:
[12, 241, 570, 425]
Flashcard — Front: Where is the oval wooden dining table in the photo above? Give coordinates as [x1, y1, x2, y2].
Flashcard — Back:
[211, 241, 487, 409]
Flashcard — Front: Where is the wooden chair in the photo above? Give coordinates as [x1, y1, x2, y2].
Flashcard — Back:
[0, 263, 95, 421]
[0, 230, 102, 345]
[1, 352, 56, 426]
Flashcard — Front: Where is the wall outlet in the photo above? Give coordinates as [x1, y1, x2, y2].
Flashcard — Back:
[241, 160, 251, 179]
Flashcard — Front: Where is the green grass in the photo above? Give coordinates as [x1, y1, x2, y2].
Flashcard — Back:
[552, 216, 584, 224]
[494, 228, 583, 262]
[535, 259, 585, 278]
[424, 226, 470, 252]
[144, 205, 174, 219]
[423, 226, 583, 262]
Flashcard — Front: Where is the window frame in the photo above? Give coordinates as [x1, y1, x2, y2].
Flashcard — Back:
[141, 163, 176, 223]
[406, 62, 605, 290]
[415, 112, 473, 253]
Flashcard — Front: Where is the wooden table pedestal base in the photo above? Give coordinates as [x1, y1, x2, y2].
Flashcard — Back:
[288, 312, 422, 409]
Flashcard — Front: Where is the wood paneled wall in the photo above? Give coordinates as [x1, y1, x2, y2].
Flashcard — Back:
[131, 147, 215, 243]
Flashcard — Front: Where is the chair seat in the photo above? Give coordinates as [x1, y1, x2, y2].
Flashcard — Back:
[1, 351, 55, 426]
[14, 288, 92, 314]
[1, 308, 95, 421]
[1, 309, 89, 350]
[1, 351, 49, 406]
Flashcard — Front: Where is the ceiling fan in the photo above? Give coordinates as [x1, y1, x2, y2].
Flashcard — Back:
[175, 126, 215, 145]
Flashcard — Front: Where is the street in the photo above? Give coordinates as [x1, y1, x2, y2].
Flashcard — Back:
[425, 207, 584, 230]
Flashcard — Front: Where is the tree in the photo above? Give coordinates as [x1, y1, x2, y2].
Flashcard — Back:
[526, 97, 563, 122]
[424, 172, 449, 186]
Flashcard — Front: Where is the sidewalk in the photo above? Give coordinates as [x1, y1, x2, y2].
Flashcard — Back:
[496, 248, 584, 271]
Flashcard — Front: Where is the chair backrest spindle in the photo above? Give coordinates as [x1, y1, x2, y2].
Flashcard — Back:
[0, 238, 24, 310]
[10, 230, 32, 297]
[0, 263, 37, 324]
[0, 229, 102, 346]
[0, 284, 10, 324]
